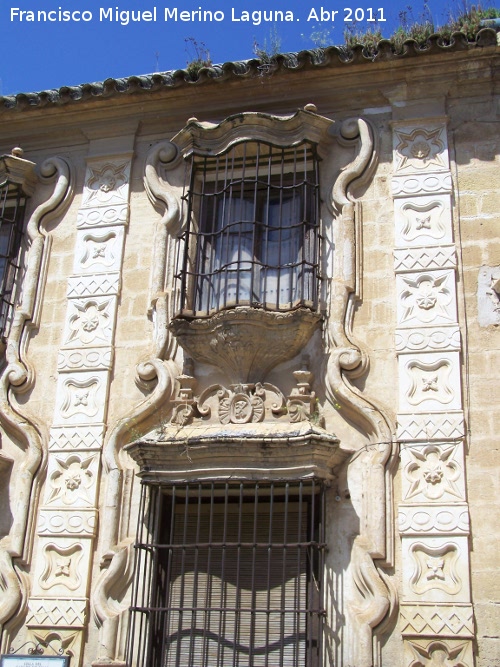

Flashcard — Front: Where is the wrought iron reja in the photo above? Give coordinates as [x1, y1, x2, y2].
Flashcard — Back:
[9, 640, 66, 655]
[175, 140, 321, 317]
[0, 178, 27, 338]
[126, 479, 326, 667]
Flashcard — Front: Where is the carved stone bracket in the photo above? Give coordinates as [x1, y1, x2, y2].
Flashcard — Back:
[170, 306, 321, 384]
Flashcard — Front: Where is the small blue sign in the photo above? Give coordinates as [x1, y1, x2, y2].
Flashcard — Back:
[0, 657, 70, 667]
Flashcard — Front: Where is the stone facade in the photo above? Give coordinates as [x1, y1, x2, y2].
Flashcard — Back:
[0, 34, 498, 667]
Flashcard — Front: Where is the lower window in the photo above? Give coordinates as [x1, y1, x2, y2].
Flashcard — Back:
[127, 480, 325, 667]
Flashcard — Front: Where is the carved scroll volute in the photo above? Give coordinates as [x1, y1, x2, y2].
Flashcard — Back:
[144, 140, 183, 362]
[0, 155, 73, 639]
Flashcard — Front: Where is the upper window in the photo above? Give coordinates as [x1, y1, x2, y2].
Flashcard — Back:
[175, 141, 321, 317]
[0, 178, 26, 338]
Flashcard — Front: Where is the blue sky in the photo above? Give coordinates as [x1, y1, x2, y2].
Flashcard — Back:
[0, 0, 489, 94]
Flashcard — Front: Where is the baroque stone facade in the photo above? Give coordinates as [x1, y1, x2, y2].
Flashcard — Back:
[0, 33, 498, 667]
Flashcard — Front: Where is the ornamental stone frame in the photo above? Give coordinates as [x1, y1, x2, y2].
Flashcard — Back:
[116, 108, 399, 667]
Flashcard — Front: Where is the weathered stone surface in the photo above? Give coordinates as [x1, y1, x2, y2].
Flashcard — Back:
[0, 39, 498, 667]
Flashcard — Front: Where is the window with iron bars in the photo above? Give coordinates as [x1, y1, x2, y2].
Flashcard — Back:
[0, 180, 26, 339]
[126, 480, 326, 667]
[175, 141, 321, 317]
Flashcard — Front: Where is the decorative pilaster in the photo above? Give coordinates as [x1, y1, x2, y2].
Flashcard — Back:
[26, 154, 132, 665]
[391, 121, 474, 665]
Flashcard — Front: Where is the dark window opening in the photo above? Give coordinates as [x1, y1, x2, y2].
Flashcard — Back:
[175, 141, 321, 317]
[127, 480, 326, 667]
[0, 180, 26, 338]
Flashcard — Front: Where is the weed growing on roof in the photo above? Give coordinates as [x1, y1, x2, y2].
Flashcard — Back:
[184, 37, 212, 79]
[253, 25, 282, 63]
[303, 2, 499, 57]
[440, 3, 500, 41]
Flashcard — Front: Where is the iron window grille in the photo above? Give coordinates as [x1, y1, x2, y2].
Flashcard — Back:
[175, 140, 321, 317]
[0, 180, 26, 339]
[127, 480, 326, 667]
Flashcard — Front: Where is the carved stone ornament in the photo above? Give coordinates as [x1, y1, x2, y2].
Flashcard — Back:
[405, 358, 454, 406]
[27, 599, 88, 628]
[408, 542, 462, 597]
[128, 362, 343, 481]
[398, 272, 455, 326]
[397, 412, 465, 442]
[399, 353, 462, 412]
[402, 444, 463, 501]
[399, 602, 474, 638]
[394, 246, 457, 273]
[83, 161, 129, 206]
[394, 127, 448, 173]
[404, 638, 474, 667]
[170, 359, 318, 428]
[395, 195, 453, 246]
[46, 454, 97, 506]
[40, 543, 84, 592]
[392, 172, 453, 198]
[63, 298, 114, 347]
[398, 504, 469, 536]
[169, 306, 321, 384]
